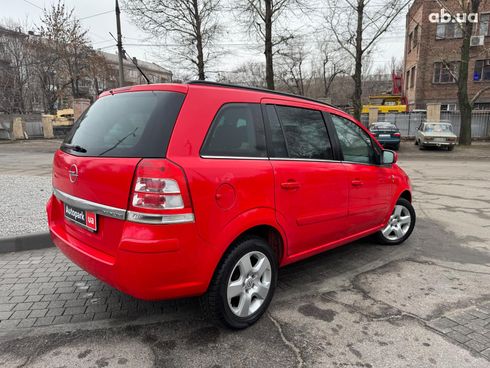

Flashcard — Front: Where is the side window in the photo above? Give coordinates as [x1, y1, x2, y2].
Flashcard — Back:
[264, 105, 288, 157]
[331, 114, 376, 164]
[201, 103, 266, 157]
[275, 105, 333, 160]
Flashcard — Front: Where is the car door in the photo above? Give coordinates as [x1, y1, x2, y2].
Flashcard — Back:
[328, 113, 393, 235]
[263, 102, 349, 257]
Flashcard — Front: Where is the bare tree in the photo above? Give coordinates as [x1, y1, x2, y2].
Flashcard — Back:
[217, 61, 267, 87]
[123, 0, 221, 80]
[0, 25, 28, 113]
[325, 0, 410, 120]
[240, 0, 303, 90]
[37, 1, 91, 99]
[275, 39, 313, 95]
[317, 41, 349, 98]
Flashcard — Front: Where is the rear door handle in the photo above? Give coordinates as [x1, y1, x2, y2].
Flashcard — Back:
[281, 181, 300, 190]
[351, 179, 363, 187]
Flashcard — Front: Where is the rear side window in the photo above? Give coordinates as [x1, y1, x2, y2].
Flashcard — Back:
[275, 105, 333, 160]
[265, 105, 288, 157]
[201, 104, 266, 157]
[62, 91, 185, 157]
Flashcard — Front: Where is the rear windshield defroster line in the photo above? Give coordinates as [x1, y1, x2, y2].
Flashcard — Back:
[62, 91, 186, 158]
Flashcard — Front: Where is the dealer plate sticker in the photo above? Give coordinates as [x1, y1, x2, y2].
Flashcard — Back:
[64, 204, 97, 232]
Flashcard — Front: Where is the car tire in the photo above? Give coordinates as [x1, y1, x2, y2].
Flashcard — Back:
[414, 139, 418, 145]
[418, 142, 425, 150]
[375, 198, 416, 246]
[201, 236, 278, 329]
[393, 144, 400, 151]
[448, 145, 455, 151]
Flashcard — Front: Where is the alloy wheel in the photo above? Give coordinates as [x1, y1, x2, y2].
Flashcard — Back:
[227, 251, 272, 318]
[381, 204, 412, 241]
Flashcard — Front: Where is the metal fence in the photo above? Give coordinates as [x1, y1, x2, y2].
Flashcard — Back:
[360, 111, 490, 138]
[24, 119, 44, 138]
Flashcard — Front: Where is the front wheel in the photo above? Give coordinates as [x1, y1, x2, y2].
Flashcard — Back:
[201, 236, 278, 329]
[448, 145, 455, 151]
[376, 198, 416, 245]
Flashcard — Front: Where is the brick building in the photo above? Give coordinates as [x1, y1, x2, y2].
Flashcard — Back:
[404, 0, 490, 111]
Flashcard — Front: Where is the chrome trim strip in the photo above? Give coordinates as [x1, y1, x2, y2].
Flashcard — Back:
[200, 155, 269, 160]
[53, 188, 195, 225]
[53, 188, 126, 220]
[269, 157, 340, 164]
[127, 211, 195, 224]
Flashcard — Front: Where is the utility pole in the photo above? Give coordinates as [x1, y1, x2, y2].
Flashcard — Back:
[115, 0, 124, 87]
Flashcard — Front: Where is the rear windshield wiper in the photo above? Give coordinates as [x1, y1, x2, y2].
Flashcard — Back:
[61, 143, 87, 153]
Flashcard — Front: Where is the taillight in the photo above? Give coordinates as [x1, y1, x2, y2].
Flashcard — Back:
[132, 178, 184, 209]
[392, 132, 401, 137]
[127, 159, 194, 224]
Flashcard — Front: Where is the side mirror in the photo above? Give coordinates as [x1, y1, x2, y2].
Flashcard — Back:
[382, 150, 397, 164]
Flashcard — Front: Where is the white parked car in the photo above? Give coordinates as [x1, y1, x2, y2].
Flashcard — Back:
[415, 122, 457, 151]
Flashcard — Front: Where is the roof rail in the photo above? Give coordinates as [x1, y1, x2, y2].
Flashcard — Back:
[186, 80, 336, 109]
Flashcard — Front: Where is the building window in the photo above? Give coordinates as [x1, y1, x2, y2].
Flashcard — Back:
[474, 60, 490, 81]
[436, 23, 463, 39]
[410, 66, 416, 88]
[480, 14, 490, 36]
[413, 25, 419, 46]
[433, 62, 458, 83]
[406, 70, 410, 90]
[441, 104, 457, 112]
[407, 25, 419, 52]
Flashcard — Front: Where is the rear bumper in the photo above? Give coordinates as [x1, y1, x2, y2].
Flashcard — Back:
[378, 138, 400, 146]
[47, 195, 212, 301]
[422, 141, 455, 146]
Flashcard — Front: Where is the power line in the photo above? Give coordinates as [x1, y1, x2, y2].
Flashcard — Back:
[22, 0, 43, 11]
[79, 10, 113, 20]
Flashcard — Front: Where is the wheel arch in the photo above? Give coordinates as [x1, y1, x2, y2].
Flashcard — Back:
[231, 225, 285, 264]
[399, 190, 412, 203]
[203, 208, 287, 291]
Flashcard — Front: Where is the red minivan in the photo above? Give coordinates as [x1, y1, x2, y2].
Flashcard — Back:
[46, 82, 415, 328]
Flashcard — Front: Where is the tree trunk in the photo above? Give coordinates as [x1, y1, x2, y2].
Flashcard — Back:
[352, 0, 364, 121]
[264, 0, 274, 90]
[193, 0, 206, 80]
[458, 0, 480, 145]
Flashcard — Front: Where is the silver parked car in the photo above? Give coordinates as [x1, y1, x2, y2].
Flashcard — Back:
[415, 121, 457, 151]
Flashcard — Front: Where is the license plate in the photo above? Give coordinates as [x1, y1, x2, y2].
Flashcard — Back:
[434, 138, 446, 142]
[379, 134, 391, 138]
[64, 204, 97, 232]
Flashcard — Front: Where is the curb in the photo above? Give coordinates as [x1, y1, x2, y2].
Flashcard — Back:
[0, 232, 53, 253]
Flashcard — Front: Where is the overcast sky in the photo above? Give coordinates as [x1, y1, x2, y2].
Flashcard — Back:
[2, 0, 407, 79]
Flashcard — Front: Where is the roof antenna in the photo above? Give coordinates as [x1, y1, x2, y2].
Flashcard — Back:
[109, 32, 151, 84]
[125, 50, 152, 84]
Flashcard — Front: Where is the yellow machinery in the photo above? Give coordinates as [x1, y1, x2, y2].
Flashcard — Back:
[362, 95, 408, 114]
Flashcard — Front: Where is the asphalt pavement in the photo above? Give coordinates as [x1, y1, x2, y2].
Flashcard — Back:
[0, 140, 489, 367]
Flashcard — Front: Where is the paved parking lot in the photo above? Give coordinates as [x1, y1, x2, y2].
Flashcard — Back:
[0, 140, 489, 367]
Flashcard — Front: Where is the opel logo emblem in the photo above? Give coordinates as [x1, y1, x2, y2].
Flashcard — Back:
[69, 164, 78, 183]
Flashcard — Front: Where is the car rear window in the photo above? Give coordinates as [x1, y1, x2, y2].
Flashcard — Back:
[62, 91, 185, 157]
